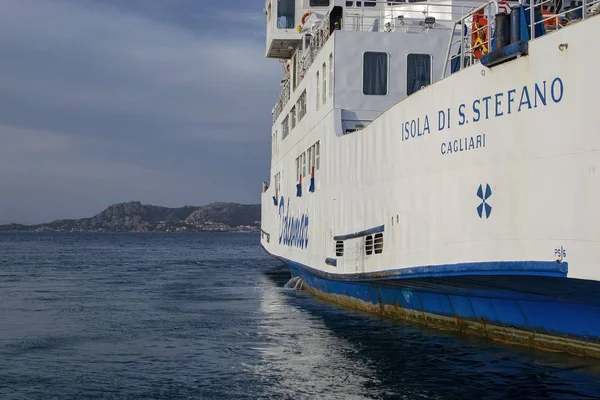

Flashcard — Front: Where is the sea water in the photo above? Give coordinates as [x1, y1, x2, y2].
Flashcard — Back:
[0, 232, 599, 399]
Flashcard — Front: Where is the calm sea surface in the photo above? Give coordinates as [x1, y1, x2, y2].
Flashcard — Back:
[0, 232, 599, 399]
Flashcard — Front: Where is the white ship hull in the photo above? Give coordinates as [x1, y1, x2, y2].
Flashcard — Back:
[261, 1, 600, 356]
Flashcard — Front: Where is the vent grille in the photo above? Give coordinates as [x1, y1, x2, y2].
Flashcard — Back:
[365, 235, 373, 255]
[374, 233, 384, 254]
[335, 240, 344, 257]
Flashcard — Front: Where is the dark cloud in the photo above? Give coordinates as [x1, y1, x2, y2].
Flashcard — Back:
[0, 0, 280, 223]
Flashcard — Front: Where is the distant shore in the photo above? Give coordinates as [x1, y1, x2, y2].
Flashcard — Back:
[0, 201, 261, 233]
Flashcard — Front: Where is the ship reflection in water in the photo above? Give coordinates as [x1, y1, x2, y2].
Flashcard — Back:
[256, 266, 600, 400]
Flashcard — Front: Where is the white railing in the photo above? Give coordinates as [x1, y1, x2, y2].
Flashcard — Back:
[443, 0, 498, 77]
[529, 0, 600, 37]
[273, 0, 463, 123]
[297, 17, 331, 86]
[342, 3, 467, 32]
[273, 16, 331, 122]
[273, 79, 291, 123]
[443, 0, 600, 76]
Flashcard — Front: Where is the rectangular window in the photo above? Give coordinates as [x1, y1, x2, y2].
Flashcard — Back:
[296, 157, 301, 181]
[290, 106, 297, 129]
[307, 147, 313, 176]
[310, 144, 316, 173]
[329, 54, 333, 98]
[363, 52, 388, 96]
[292, 53, 298, 90]
[322, 63, 327, 105]
[302, 152, 306, 177]
[316, 71, 320, 110]
[282, 116, 289, 139]
[277, 0, 295, 29]
[310, 0, 330, 6]
[298, 90, 307, 121]
[365, 1, 376, 6]
[315, 141, 320, 170]
[407, 54, 432, 96]
[275, 172, 281, 196]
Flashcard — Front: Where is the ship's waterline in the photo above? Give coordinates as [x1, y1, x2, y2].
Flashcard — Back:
[283, 261, 600, 358]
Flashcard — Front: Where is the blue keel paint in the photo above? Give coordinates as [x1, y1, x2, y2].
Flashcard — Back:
[269, 254, 600, 345]
[289, 263, 600, 341]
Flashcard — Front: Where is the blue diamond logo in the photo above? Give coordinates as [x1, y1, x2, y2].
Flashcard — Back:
[477, 184, 492, 219]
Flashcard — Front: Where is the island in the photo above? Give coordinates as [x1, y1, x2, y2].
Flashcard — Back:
[0, 201, 261, 233]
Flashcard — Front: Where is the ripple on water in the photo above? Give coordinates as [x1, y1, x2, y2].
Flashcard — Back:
[0, 232, 599, 400]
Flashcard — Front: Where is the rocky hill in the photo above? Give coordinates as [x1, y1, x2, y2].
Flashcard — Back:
[0, 202, 261, 233]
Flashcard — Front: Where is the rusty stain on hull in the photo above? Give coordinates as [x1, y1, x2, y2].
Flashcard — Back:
[301, 282, 600, 359]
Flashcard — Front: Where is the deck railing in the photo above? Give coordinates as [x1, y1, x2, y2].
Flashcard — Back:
[273, 0, 600, 122]
[529, 0, 600, 36]
[273, 0, 461, 122]
[444, 0, 600, 77]
[443, 0, 498, 77]
[273, 79, 291, 123]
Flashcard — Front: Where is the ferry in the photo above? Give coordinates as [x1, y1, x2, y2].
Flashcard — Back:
[259, 0, 600, 356]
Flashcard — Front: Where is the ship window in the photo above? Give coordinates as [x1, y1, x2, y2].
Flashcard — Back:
[307, 146, 313, 176]
[277, 0, 295, 29]
[282, 115, 290, 139]
[363, 52, 388, 96]
[336, 241, 344, 256]
[275, 172, 281, 197]
[365, 1, 376, 6]
[297, 90, 307, 121]
[322, 63, 327, 105]
[329, 54, 333, 98]
[315, 141, 320, 170]
[310, 0, 330, 6]
[346, 1, 353, 5]
[296, 156, 301, 182]
[374, 233, 384, 254]
[290, 106, 297, 129]
[365, 235, 374, 255]
[302, 152, 307, 177]
[316, 70, 320, 110]
[292, 53, 298, 90]
[407, 54, 432, 96]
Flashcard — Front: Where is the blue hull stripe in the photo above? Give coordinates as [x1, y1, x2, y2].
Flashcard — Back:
[263, 248, 568, 282]
[333, 224, 385, 241]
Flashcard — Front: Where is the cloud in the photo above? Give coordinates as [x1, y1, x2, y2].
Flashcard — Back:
[0, 0, 281, 223]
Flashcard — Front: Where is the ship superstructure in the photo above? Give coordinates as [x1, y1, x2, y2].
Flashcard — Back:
[260, 0, 600, 356]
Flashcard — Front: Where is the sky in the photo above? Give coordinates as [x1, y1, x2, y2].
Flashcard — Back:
[0, 0, 281, 224]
